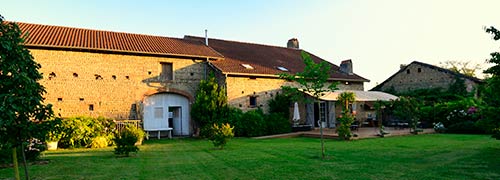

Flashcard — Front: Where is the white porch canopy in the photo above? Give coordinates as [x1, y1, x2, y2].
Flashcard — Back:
[312, 90, 398, 101]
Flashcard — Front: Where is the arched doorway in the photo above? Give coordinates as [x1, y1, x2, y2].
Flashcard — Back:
[143, 93, 190, 136]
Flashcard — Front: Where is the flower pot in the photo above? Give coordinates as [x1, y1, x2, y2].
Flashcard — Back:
[47, 141, 58, 150]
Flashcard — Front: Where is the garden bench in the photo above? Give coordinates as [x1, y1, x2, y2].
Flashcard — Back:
[145, 128, 173, 139]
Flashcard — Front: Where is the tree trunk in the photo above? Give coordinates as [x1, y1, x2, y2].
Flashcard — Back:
[319, 101, 325, 159]
[12, 147, 20, 180]
[21, 144, 30, 180]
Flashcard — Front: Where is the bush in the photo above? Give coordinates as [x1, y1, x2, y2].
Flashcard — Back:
[126, 124, 146, 145]
[447, 121, 484, 134]
[59, 116, 116, 148]
[265, 113, 291, 135]
[43, 118, 64, 142]
[268, 93, 291, 118]
[492, 128, 500, 140]
[337, 113, 355, 140]
[475, 106, 500, 133]
[235, 109, 267, 137]
[91, 136, 109, 148]
[209, 123, 234, 149]
[113, 126, 141, 156]
[0, 139, 46, 164]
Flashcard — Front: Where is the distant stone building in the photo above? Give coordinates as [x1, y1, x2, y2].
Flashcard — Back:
[371, 61, 483, 94]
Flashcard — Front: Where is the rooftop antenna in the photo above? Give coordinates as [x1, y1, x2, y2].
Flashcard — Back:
[205, 29, 208, 46]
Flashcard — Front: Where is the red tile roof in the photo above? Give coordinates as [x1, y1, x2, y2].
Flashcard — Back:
[185, 36, 369, 82]
[16, 22, 223, 59]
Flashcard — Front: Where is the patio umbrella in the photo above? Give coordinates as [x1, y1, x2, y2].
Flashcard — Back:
[293, 102, 300, 125]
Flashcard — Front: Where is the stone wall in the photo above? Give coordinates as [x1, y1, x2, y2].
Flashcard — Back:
[378, 63, 478, 93]
[32, 49, 207, 119]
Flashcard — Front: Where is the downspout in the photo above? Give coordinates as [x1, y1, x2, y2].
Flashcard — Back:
[204, 57, 208, 80]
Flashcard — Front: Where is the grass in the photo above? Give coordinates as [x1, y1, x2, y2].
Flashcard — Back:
[1, 134, 499, 180]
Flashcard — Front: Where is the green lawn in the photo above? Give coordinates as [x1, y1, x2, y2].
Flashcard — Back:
[1, 134, 499, 180]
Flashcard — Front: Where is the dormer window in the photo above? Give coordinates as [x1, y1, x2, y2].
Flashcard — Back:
[241, 64, 254, 69]
[276, 66, 289, 72]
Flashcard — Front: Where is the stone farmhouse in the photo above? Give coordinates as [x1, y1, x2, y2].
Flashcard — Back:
[371, 61, 483, 94]
[18, 22, 391, 136]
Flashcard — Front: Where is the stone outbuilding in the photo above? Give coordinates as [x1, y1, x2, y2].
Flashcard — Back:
[371, 61, 483, 94]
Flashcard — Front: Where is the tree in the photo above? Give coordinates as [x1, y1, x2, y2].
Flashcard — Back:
[482, 26, 500, 139]
[336, 92, 355, 140]
[191, 73, 229, 137]
[392, 97, 421, 134]
[280, 51, 338, 159]
[0, 16, 53, 179]
[439, 60, 482, 77]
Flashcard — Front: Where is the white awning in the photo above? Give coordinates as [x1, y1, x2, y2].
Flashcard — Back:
[305, 90, 398, 102]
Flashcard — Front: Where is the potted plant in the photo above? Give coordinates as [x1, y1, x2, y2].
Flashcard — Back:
[46, 131, 62, 150]
[45, 118, 63, 150]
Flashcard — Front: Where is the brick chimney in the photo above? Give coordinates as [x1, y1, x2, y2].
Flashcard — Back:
[340, 60, 353, 75]
[287, 38, 299, 49]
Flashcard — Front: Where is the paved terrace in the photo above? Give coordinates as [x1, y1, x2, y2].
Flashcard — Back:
[254, 127, 435, 140]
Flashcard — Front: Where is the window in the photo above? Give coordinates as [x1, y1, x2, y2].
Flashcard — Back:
[418, 68, 422, 73]
[160, 62, 173, 80]
[154, 107, 163, 118]
[406, 69, 410, 74]
[276, 66, 288, 71]
[249, 96, 257, 107]
[319, 102, 327, 123]
[48, 72, 56, 80]
[241, 64, 254, 69]
[89, 104, 94, 111]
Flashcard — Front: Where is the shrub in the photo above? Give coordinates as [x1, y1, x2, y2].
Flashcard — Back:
[91, 136, 109, 148]
[447, 121, 484, 134]
[475, 106, 500, 133]
[59, 116, 116, 148]
[191, 73, 229, 136]
[236, 109, 267, 137]
[113, 126, 141, 156]
[492, 128, 500, 140]
[209, 123, 234, 149]
[337, 112, 354, 140]
[126, 124, 146, 145]
[268, 93, 292, 118]
[0, 139, 46, 164]
[44, 118, 63, 142]
[265, 113, 291, 135]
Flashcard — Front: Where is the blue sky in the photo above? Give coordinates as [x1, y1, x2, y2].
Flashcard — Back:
[2, 0, 500, 89]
